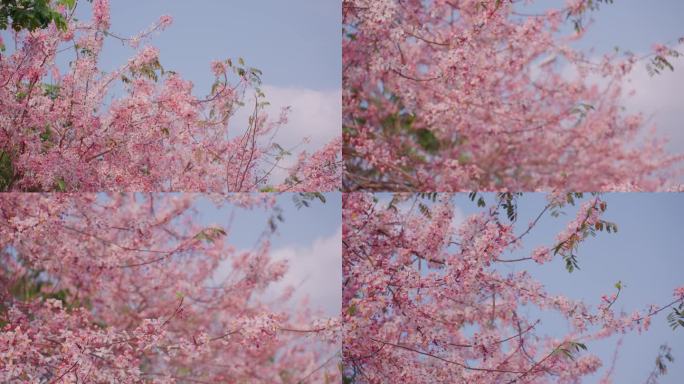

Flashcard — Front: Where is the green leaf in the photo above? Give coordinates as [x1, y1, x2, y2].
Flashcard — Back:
[293, 193, 327, 209]
[40, 126, 54, 142]
[418, 202, 432, 218]
[194, 227, 227, 243]
[58, 0, 77, 10]
[415, 128, 440, 153]
[272, 143, 292, 160]
[54, 177, 67, 192]
[0, 150, 14, 191]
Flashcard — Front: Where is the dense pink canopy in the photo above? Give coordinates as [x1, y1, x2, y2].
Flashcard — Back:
[0, 0, 341, 192]
[343, 0, 683, 191]
[0, 193, 340, 382]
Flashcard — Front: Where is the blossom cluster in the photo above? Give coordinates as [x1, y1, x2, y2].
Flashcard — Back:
[0, 194, 340, 382]
[342, 193, 683, 383]
[343, 0, 683, 190]
[0, 0, 341, 191]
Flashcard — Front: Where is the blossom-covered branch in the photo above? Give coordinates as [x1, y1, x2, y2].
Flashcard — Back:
[0, 0, 341, 191]
[0, 193, 340, 382]
[343, 0, 683, 191]
[342, 192, 683, 383]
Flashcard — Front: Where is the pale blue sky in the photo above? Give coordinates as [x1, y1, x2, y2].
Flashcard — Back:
[570, 0, 684, 53]
[194, 193, 341, 250]
[520, 0, 683, 53]
[82, 0, 341, 93]
[0, 1, 341, 91]
[450, 193, 684, 384]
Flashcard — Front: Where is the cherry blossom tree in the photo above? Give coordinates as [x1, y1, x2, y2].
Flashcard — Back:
[343, 0, 683, 191]
[0, 193, 340, 383]
[342, 192, 684, 383]
[0, 0, 341, 192]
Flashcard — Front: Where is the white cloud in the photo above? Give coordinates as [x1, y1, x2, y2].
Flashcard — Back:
[621, 47, 684, 154]
[261, 86, 341, 150]
[266, 226, 342, 317]
[552, 45, 684, 155]
[451, 204, 465, 228]
[231, 86, 341, 183]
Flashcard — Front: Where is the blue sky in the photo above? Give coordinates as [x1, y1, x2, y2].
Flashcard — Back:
[580, 0, 683, 53]
[0, 1, 341, 94]
[520, 0, 683, 53]
[195, 193, 340, 249]
[449, 193, 684, 384]
[84, 0, 341, 93]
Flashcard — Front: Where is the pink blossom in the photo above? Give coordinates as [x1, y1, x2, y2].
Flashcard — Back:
[531, 246, 552, 264]
[278, 137, 342, 191]
[0, 0, 339, 191]
[92, 0, 111, 29]
[674, 285, 684, 299]
[0, 194, 340, 382]
[130, 46, 159, 68]
[652, 43, 669, 56]
[211, 60, 226, 76]
[343, 0, 683, 190]
[158, 14, 174, 28]
[342, 193, 677, 383]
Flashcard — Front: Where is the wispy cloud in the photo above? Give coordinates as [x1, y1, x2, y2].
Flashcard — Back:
[622, 46, 684, 154]
[231, 86, 341, 183]
[267, 226, 342, 317]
